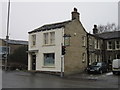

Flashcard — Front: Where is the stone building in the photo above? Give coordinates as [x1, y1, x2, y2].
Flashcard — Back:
[96, 31, 120, 62]
[87, 26, 120, 66]
[0, 38, 28, 60]
[28, 8, 88, 76]
[28, 8, 120, 76]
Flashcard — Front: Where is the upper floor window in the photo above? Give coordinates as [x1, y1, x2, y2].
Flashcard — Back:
[32, 34, 36, 46]
[115, 40, 120, 50]
[89, 37, 92, 46]
[107, 41, 112, 50]
[44, 33, 49, 45]
[50, 32, 55, 45]
[94, 39, 100, 49]
[43, 32, 55, 45]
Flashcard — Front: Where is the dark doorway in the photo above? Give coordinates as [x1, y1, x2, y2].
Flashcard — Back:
[32, 54, 36, 70]
[117, 54, 120, 59]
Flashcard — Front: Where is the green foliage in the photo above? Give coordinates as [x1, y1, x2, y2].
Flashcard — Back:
[9, 45, 28, 65]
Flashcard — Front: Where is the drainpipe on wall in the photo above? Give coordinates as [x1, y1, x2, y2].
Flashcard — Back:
[103, 39, 106, 62]
[86, 33, 89, 66]
[61, 55, 64, 77]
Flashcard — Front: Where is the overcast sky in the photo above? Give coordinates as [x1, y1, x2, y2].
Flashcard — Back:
[0, 0, 119, 41]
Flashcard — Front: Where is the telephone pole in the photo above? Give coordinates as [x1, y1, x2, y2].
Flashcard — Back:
[5, 0, 10, 71]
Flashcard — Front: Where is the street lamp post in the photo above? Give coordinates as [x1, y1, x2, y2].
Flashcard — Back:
[5, 0, 10, 71]
[60, 34, 71, 77]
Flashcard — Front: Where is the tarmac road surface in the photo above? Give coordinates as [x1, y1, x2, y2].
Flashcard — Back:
[2, 70, 120, 88]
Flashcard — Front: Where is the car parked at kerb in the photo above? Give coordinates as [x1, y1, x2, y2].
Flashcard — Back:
[86, 62, 109, 74]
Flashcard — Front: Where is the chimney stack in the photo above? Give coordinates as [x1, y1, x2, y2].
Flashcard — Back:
[71, 8, 80, 20]
[93, 25, 98, 34]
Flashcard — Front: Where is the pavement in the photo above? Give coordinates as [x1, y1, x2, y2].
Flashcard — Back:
[66, 72, 113, 80]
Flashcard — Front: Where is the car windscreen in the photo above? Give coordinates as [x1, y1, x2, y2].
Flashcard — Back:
[92, 62, 102, 66]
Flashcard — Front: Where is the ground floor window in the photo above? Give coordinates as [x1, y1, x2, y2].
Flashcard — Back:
[89, 54, 92, 65]
[44, 53, 55, 66]
[95, 54, 101, 62]
[82, 53, 86, 63]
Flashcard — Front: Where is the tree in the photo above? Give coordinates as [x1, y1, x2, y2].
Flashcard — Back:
[9, 45, 28, 65]
[97, 23, 120, 33]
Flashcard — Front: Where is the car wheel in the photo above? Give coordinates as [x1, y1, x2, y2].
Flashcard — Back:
[113, 71, 116, 75]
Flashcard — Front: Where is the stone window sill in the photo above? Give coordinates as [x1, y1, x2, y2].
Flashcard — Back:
[42, 66, 55, 68]
[42, 44, 55, 47]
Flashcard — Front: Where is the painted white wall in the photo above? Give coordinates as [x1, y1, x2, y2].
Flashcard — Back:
[28, 53, 31, 70]
[28, 28, 64, 72]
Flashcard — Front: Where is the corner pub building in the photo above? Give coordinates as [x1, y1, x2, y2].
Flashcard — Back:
[28, 8, 120, 76]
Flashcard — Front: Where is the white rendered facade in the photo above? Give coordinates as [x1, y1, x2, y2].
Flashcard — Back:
[28, 28, 65, 72]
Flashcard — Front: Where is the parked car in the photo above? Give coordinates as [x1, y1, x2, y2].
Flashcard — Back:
[86, 62, 108, 74]
[112, 59, 120, 75]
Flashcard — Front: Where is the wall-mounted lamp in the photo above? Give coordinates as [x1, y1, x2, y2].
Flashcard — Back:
[63, 34, 71, 46]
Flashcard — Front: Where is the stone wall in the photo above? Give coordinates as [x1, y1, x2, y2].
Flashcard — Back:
[64, 20, 87, 75]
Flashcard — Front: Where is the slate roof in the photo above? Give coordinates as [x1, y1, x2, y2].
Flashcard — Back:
[28, 20, 72, 34]
[2, 39, 28, 45]
[95, 31, 120, 39]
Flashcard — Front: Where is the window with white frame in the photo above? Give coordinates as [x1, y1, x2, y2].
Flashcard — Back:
[44, 53, 55, 66]
[107, 41, 112, 50]
[43, 32, 55, 45]
[82, 53, 86, 63]
[89, 37, 92, 46]
[89, 54, 92, 65]
[95, 54, 97, 62]
[98, 40, 100, 49]
[50, 32, 55, 45]
[115, 40, 120, 50]
[98, 55, 101, 62]
[32, 34, 36, 46]
[95, 54, 100, 62]
[94, 39, 100, 49]
[44, 33, 49, 45]
[94, 39, 97, 49]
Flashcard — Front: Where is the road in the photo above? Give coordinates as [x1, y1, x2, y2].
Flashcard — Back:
[2, 69, 120, 88]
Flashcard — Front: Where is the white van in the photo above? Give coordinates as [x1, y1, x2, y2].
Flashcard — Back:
[112, 59, 120, 75]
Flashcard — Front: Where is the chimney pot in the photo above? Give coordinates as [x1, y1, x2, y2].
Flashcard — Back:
[74, 8, 77, 12]
[93, 24, 98, 34]
[71, 7, 80, 20]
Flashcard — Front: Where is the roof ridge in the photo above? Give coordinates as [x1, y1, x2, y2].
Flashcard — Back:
[3, 38, 28, 42]
[97, 30, 120, 35]
[29, 20, 72, 34]
[42, 20, 71, 26]
[96, 30, 120, 39]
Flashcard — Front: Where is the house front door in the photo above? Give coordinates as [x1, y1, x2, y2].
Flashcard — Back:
[32, 54, 36, 70]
